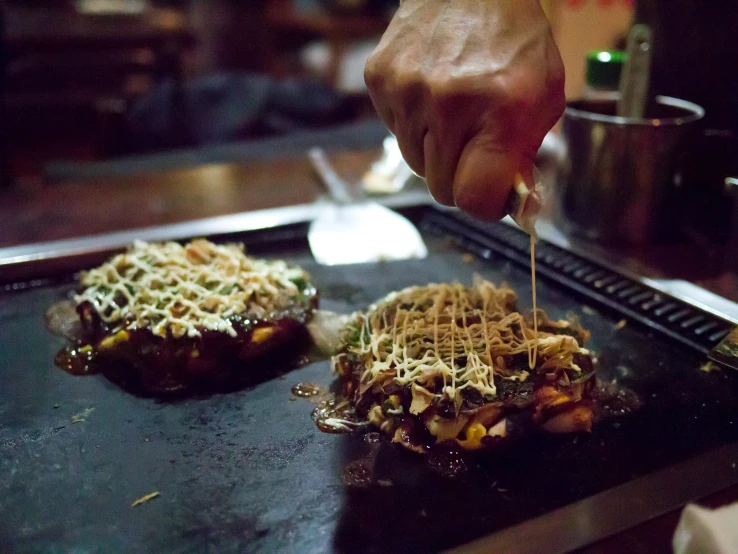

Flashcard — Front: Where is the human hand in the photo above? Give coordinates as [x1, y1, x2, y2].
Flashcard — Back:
[364, 0, 565, 221]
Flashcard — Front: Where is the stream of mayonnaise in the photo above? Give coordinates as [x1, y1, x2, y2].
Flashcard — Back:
[529, 236, 538, 370]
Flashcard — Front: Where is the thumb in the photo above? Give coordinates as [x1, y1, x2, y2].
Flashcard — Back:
[504, 166, 542, 236]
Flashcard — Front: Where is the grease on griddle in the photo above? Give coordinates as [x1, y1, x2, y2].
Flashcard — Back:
[291, 382, 367, 434]
[291, 382, 322, 398]
[427, 446, 470, 478]
[342, 432, 385, 488]
[364, 432, 381, 444]
[290, 382, 332, 406]
[311, 396, 367, 434]
[289, 383, 385, 487]
[342, 458, 375, 488]
[595, 381, 642, 420]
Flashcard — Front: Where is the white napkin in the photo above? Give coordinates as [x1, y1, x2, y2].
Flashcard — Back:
[673, 503, 738, 554]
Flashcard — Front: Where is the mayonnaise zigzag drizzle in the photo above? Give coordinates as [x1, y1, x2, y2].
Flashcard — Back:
[335, 279, 586, 401]
[75, 239, 310, 339]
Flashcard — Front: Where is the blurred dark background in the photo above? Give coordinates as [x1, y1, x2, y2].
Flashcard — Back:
[0, 0, 642, 187]
[1, 0, 398, 184]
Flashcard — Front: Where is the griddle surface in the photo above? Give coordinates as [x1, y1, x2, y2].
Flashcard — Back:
[2, 239, 738, 553]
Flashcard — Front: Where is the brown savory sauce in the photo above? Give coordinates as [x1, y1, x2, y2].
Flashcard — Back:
[47, 299, 101, 376]
[55, 345, 98, 376]
[49, 298, 316, 397]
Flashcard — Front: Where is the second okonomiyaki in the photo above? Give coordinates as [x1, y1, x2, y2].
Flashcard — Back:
[332, 278, 595, 453]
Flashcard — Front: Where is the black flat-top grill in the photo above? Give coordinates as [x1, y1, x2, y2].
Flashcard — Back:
[2, 206, 738, 554]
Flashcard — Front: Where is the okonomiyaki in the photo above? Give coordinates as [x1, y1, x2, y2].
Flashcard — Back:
[332, 279, 595, 453]
[64, 239, 317, 396]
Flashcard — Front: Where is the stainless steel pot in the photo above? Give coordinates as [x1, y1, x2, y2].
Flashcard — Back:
[554, 95, 704, 243]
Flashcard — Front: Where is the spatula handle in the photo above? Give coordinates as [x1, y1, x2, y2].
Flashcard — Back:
[617, 24, 653, 119]
[308, 147, 354, 205]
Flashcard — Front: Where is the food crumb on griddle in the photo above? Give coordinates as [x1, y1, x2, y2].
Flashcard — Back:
[461, 253, 475, 264]
[70, 407, 95, 424]
[582, 305, 596, 316]
[614, 319, 627, 330]
[700, 361, 720, 373]
[131, 491, 160, 507]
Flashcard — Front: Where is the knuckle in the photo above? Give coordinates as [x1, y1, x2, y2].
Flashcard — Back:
[363, 59, 383, 90]
[478, 72, 537, 114]
[390, 67, 423, 97]
[426, 77, 480, 122]
[493, 74, 554, 124]
[367, 63, 421, 101]
[390, 75, 422, 102]
[425, 70, 453, 100]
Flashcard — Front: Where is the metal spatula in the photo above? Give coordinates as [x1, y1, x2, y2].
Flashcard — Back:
[307, 147, 428, 266]
[617, 24, 653, 118]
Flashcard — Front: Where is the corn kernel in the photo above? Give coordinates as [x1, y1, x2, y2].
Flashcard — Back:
[98, 330, 129, 350]
[467, 422, 486, 442]
[458, 422, 487, 450]
[251, 326, 276, 344]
